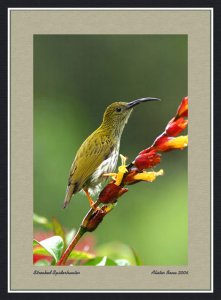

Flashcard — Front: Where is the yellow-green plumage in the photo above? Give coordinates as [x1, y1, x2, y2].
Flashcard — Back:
[63, 98, 160, 209]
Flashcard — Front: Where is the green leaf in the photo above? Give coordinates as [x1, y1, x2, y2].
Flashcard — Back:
[33, 213, 52, 229]
[83, 256, 117, 266]
[130, 247, 143, 266]
[65, 228, 76, 245]
[68, 250, 95, 260]
[33, 236, 64, 263]
[33, 245, 51, 257]
[52, 217, 66, 249]
[33, 240, 39, 247]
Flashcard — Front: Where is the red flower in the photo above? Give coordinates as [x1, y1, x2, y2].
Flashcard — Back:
[176, 96, 188, 118]
[99, 182, 128, 204]
[152, 133, 171, 151]
[134, 150, 161, 170]
[165, 117, 188, 137]
[152, 134, 188, 152]
[86, 208, 108, 232]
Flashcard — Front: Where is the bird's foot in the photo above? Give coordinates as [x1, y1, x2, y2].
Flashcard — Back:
[90, 200, 101, 211]
[103, 154, 128, 186]
[83, 188, 100, 211]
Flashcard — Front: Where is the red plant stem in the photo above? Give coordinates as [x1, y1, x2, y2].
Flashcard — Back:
[57, 200, 101, 266]
[57, 226, 86, 266]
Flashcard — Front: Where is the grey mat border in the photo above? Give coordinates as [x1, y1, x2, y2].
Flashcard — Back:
[8, 9, 211, 292]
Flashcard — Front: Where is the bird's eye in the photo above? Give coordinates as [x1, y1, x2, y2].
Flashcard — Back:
[116, 107, 122, 112]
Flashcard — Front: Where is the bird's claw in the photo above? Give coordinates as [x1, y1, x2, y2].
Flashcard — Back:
[91, 203, 101, 211]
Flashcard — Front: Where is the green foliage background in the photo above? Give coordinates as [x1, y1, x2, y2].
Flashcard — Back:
[34, 35, 188, 265]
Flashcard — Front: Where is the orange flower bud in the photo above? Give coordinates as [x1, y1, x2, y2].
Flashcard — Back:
[176, 96, 188, 118]
[99, 182, 128, 204]
[166, 117, 188, 136]
[134, 151, 161, 170]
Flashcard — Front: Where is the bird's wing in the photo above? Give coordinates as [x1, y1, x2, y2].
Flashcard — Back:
[68, 132, 114, 193]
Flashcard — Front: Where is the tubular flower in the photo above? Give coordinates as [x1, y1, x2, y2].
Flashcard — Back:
[99, 182, 128, 204]
[175, 96, 188, 118]
[163, 135, 188, 150]
[86, 205, 114, 232]
[148, 96, 188, 152]
[133, 169, 164, 182]
[134, 150, 161, 170]
[100, 96, 188, 205]
[152, 135, 188, 152]
[165, 117, 188, 137]
[124, 169, 164, 185]
[152, 134, 171, 151]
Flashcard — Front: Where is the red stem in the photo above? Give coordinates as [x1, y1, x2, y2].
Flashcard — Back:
[57, 226, 86, 266]
[57, 200, 101, 266]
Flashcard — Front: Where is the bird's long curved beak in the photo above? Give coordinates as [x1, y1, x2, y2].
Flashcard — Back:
[126, 97, 161, 109]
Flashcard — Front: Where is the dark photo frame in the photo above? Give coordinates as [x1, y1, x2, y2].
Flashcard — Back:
[1, 0, 220, 297]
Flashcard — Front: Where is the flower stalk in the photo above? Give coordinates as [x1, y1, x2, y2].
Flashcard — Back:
[56, 96, 188, 266]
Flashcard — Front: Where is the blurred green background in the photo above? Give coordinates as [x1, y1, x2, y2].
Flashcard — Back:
[34, 35, 188, 265]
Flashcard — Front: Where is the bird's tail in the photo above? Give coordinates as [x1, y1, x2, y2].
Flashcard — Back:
[63, 184, 75, 209]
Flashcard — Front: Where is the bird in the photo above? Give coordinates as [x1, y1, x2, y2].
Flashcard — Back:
[63, 97, 160, 210]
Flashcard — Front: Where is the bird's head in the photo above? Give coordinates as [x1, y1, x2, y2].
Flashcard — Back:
[102, 97, 161, 133]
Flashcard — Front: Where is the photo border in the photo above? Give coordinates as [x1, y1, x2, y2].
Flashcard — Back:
[6, 6, 213, 294]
